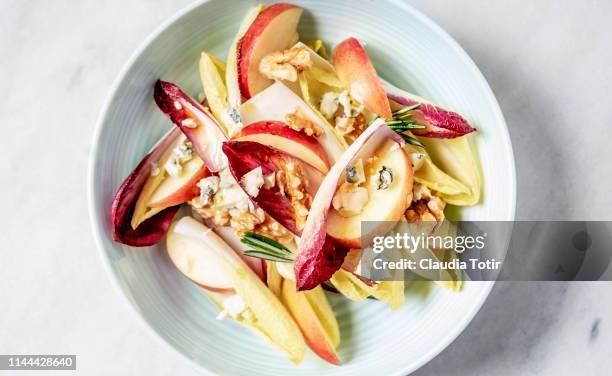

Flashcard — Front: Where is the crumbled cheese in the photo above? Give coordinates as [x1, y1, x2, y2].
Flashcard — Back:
[218, 167, 237, 188]
[174, 140, 193, 163]
[338, 91, 352, 118]
[216, 186, 250, 210]
[332, 183, 369, 217]
[413, 183, 433, 201]
[164, 158, 181, 177]
[150, 162, 160, 177]
[377, 166, 393, 190]
[165, 140, 194, 176]
[216, 295, 247, 320]
[320, 92, 340, 119]
[240, 167, 265, 197]
[173, 101, 182, 110]
[346, 159, 365, 184]
[409, 152, 426, 171]
[335, 116, 355, 136]
[223, 107, 242, 129]
[181, 118, 197, 129]
[197, 176, 220, 206]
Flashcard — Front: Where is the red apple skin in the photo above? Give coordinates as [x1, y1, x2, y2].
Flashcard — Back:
[235, 120, 330, 173]
[332, 37, 392, 119]
[281, 280, 342, 365]
[194, 282, 235, 294]
[237, 3, 302, 99]
[149, 165, 211, 208]
[388, 94, 476, 138]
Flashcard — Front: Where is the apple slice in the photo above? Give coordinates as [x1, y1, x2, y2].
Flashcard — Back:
[213, 226, 266, 282]
[326, 139, 413, 248]
[168, 216, 305, 363]
[222, 140, 323, 235]
[148, 158, 210, 208]
[332, 37, 392, 119]
[388, 93, 476, 138]
[226, 4, 265, 109]
[167, 220, 235, 292]
[110, 128, 183, 247]
[154, 80, 228, 172]
[237, 3, 303, 99]
[281, 279, 341, 365]
[294, 119, 403, 290]
[240, 81, 346, 164]
[130, 133, 189, 229]
[235, 120, 330, 174]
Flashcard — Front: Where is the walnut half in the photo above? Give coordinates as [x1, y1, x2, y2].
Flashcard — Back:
[259, 45, 312, 82]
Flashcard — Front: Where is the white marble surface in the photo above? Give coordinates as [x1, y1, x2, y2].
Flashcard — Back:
[0, 0, 610, 375]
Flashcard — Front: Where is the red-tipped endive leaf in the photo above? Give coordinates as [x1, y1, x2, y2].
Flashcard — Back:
[110, 129, 182, 247]
[154, 80, 228, 172]
[294, 119, 403, 290]
[222, 140, 324, 236]
[388, 93, 476, 138]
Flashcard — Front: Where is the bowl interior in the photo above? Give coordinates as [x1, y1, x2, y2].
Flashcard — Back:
[89, 0, 515, 375]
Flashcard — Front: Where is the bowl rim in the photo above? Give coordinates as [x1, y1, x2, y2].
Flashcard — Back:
[87, 0, 516, 375]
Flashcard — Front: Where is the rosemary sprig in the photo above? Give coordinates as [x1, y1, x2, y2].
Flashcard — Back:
[395, 132, 425, 148]
[386, 103, 426, 148]
[241, 232, 295, 263]
[392, 103, 420, 116]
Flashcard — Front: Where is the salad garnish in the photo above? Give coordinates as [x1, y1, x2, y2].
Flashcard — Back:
[241, 231, 294, 263]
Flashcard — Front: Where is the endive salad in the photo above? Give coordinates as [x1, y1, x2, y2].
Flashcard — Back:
[109, 2, 481, 365]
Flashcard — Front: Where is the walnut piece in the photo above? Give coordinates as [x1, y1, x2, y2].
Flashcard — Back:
[275, 159, 312, 231]
[405, 183, 446, 224]
[335, 113, 366, 141]
[285, 109, 322, 137]
[259, 45, 312, 82]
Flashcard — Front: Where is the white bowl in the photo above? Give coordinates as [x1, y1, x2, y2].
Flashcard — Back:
[88, 0, 516, 374]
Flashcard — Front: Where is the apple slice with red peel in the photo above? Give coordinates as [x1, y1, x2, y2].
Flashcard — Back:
[241, 81, 347, 164]
[332, 37, 392, 119]
[148, 159, 210, 208]
[154, 80, 228, 172]
[222, 140, 323, 236]
[169, 216, 306, 363]
[167, 219, 235, 292]
[130, 133, 188, 229]
[281, 279, 341, 365]
[237, 3, 303, 99]
[387, 93, 476, 138]
[326, 138, 413, 248]
[235, 121, 330, 174]
[213, 226, 266, 282]
[110, 128, 182, 247]
[226, 4, 265, 109]
[294, 119, 403, 290]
